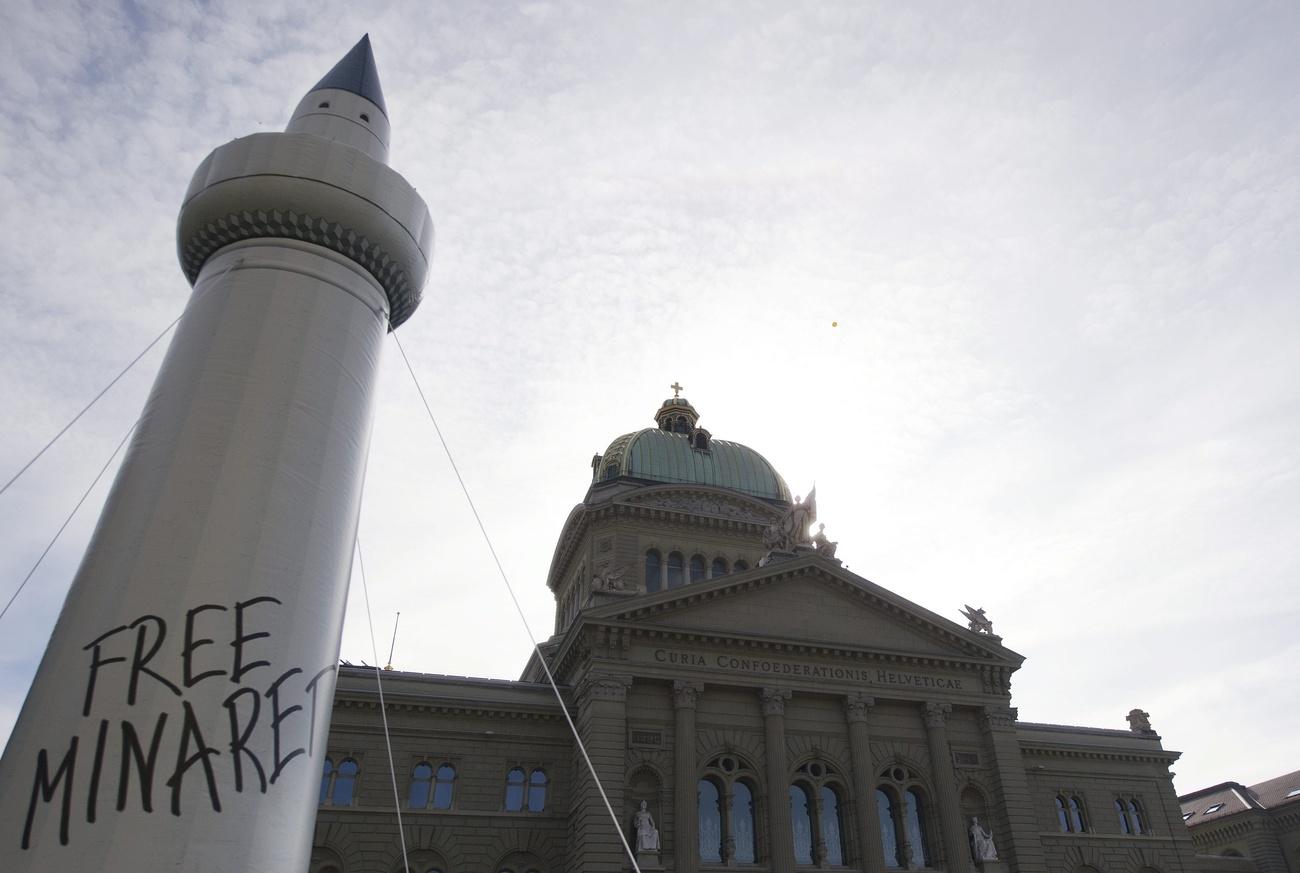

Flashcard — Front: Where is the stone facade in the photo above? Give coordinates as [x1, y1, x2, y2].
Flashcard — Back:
[311, 397, 1204, 873]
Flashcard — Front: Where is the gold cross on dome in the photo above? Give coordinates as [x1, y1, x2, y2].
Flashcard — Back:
[670, 381, 683, 398]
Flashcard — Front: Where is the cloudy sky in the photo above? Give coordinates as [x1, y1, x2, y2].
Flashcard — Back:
[1, 1, 1296, 798]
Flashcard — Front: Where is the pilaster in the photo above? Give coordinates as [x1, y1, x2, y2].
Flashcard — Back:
[762, 687, 795, 873]
[845, 694, 886, 873]
[923, 702, 973, 873]
[573, 672, 634, 871]
[979, 704, 1045, 873]
[673, 680, 703, 873]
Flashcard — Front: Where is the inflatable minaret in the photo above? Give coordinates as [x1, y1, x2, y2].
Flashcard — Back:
[0, 36, 431, 872]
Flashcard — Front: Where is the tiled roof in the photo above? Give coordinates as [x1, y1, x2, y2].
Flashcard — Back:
[1179, 768, 1300, 828]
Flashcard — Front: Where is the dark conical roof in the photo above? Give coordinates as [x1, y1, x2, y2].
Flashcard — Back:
[310, 34, 387, 117]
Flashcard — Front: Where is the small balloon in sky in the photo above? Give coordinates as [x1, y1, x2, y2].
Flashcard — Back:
[831, 320, 838, 327]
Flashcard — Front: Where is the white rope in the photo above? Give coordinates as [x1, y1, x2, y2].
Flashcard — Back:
[355, 538, 411, 873]
[0, 419, 137, 623]
[1, 255, 244, 499]
[0, 320, 177, 498]
[392, 331, 643, 873]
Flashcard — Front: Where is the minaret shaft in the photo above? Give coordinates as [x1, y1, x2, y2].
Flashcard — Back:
[0, 36, 429, 871]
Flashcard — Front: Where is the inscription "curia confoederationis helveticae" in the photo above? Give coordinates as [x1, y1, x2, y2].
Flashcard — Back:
[651, 648, 965, 691]
[21, 596, 334, 851]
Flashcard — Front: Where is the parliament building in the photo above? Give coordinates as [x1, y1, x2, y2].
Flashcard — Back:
[310, 393, 1242, 873]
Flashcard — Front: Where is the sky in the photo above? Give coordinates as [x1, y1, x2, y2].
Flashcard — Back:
[0, 0, 1297, 799]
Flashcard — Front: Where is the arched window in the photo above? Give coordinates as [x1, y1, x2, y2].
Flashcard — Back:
[903, 789, 928, 867]
[1056, 795, 1070, 832]
[790, 784, 814, 864]
[408, 761, 433, 808]
[876, 789, 899, 867]
[1126, 798, 1145, 834]
[710, 557, 728, 578]
[667, 552, 685, 589]
[673, 416, 689, 433]
[528, 769, 548, 811]
[792, 760, 846, 866]
[1068, 795, 1087, 832]
[700, 755, 759, 863]
[733, 559, 749, 572]
[821, 785, 844, 865]
[878, 764, 929, 867]
[698, 778, 723, 862]
[732, 779, 756, 863]
[320, 757, 334, 805]
[645, 550, 661, 593]
[693, 432, 709, 450]
[1116, 798, 1131, 833]
[504, 767, 526, 811]
[689, 555, 706, 583]
[432, 764, 456, 809]
[331, 758, 359, 806]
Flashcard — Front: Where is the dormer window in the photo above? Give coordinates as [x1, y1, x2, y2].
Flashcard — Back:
[693, 431, 710, 450]
[360, 112, 370, 123]
[318, 101, 330, 108]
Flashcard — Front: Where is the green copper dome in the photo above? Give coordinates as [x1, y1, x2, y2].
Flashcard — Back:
[594, 392, 791, 502]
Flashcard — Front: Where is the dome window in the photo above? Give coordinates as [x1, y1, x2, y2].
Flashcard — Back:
[604, 464, 618, 481]
[673, 416, 689, 434]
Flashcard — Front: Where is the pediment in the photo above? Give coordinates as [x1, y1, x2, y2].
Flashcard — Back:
[587, 555, 1019, 667]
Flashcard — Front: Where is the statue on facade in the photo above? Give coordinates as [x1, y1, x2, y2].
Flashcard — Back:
[969, 816, 998, 861]
[633, 800, 660, 852]
[812, 522, 838, 558]
[764, 487, 817, 552]
[960, 604, 995, 635]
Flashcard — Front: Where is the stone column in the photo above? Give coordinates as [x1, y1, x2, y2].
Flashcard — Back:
[573, 673, 634, 871]
[845, 694, 887, 873]
[923, 702, 973, 873]
[762, 687, 794, 873]
[979, 705, 1045, 872]
[673, 680, 702, 873]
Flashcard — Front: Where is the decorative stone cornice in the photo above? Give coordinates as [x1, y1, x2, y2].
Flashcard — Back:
[672, 680, 703, 710]
[982, 704, 1018, 730]
[577, 673, 633, 704]
[844, 693, 876, 723]
[924, 701, 953, 728]
[761, 687, 792, 716]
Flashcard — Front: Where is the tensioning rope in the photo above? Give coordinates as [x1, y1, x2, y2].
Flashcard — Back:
[1, 256, 245, 500]
[355, 538, 411, 873]
[392, 330, 644, 873]
[0, 419, 137, 623]
[0, 317, 178, 498]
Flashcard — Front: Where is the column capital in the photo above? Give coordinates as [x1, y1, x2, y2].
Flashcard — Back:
[844, 693, 877, 723]
[981, 704, 1018, 731]
[672, 679, 703, 710]
[760, 687, 792, 716]
[923, 701, 952, 728]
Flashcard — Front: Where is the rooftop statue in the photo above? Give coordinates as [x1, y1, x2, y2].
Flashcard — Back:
[764, 487, 817, 552]
[961, 604, 995, 635]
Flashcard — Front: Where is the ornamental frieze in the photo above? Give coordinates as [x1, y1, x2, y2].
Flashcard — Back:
[623, 491, 777, 524]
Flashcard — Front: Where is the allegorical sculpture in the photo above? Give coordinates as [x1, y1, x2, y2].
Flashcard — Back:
[970, 816, 998, 861]
[763, 487, 817, 552]
[812, 522, 838, 558]
[591, 563, 630, 592]
[0, 36, 431, 873]
[1127, 708, 1156, 735]
[633, 801, 661, 853]
[961, 604, 995, 635]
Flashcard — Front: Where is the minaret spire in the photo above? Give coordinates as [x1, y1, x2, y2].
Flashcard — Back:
[309, 33, 387, 116]
[287, 35, 392, 162]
